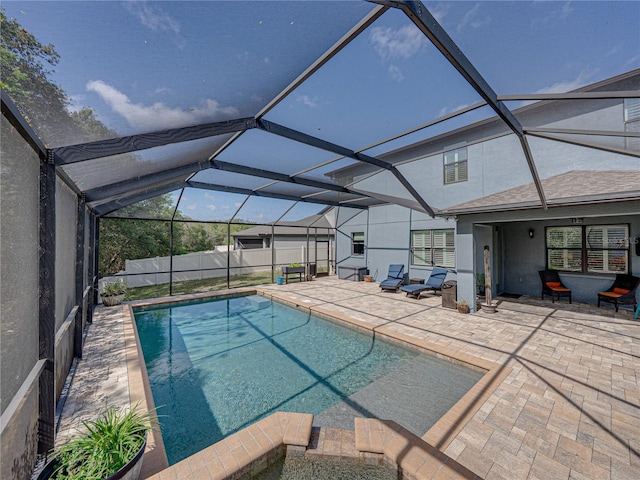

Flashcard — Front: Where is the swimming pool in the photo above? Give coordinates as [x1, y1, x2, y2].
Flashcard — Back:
[134, 294, 482, 465]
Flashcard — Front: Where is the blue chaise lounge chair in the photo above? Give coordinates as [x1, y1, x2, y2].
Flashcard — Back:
[400, 267, 448, 299]
[379, 264, 406, 292]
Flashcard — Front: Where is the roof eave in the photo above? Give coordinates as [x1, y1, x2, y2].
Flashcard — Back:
[438, 192, 640, 217]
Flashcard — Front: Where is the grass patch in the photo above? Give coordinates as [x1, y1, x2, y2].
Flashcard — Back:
[125, 271, 274, 301]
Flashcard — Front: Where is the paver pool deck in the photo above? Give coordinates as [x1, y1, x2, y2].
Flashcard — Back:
[56, 276, 639, 480]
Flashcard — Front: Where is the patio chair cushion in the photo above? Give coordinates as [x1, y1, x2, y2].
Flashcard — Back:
[539, 270, 572, 303]
[597, 274, 639, 312]
[380, 264, 406, 291]
[400, 267, 448, 298]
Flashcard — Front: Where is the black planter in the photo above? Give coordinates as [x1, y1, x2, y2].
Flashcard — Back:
[282, 266, 305, 275]
[35, 440, 146, 480]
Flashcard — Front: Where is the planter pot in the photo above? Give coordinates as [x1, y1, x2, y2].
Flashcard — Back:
[36, 440, 146, 480]
[282, 266, 305, 275]
[481, 303, 498, 314]
[457, 304, 469, 314]
[101, 293, 125, 306]
[276, 277, 284, 285]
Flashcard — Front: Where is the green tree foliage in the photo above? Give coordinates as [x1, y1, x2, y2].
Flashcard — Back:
[1, 8, 117, 145]
[99, 195, 182, 274]
[179, 224, 216, 254]
[2, 12, 256, 277]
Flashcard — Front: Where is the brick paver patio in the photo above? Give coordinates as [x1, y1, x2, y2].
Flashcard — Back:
[57, 277, 639, 479]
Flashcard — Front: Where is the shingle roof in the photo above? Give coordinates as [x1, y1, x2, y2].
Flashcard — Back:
[232, 214, 333, 238]
[439, 170, 640, 215]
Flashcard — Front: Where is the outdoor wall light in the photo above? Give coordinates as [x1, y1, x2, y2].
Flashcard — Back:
[528, 228, 535, 239]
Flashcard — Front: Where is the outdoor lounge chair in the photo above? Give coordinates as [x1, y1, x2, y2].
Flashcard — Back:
[539, 270, 572, 303]
[597, 274, 640, 312]
[400, 267, 448, 299]
[379, 264, 406, 292]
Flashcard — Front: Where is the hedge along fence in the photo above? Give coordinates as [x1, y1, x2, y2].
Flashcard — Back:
[101, 246, 332, 289]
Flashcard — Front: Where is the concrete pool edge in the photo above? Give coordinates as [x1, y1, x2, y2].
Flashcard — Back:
[126, 288, 507, 478]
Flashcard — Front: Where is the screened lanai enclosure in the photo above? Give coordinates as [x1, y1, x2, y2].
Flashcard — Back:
[1, 1, 639, 479]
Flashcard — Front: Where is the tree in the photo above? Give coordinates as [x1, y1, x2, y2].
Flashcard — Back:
[99, 195, 184, 274]
[179, 224, 216, 254]
[1, 8, 117, 145]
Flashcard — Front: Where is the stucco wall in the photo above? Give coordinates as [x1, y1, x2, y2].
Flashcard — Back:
[337, 90, 637, 307]
[501, 214, 640, 304]
[338, 205, 458, 285]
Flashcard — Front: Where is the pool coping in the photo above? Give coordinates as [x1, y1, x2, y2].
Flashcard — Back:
[126, 288, 508, 479]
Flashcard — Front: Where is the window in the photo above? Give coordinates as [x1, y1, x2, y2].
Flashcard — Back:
[443, 147, 468, 184]
[351, 232, 364, 255]
[411, 229, 455, 267]
[624, 98, 640, 151]
[546, 224, 629, 274]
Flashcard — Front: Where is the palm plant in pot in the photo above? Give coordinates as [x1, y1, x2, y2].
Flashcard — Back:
[37, 406, 156, 480]
[101, 279, 127, 306]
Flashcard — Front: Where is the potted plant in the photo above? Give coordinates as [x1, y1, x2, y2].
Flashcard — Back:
[456, 298, 469, 314]
[37, 406, 156, 480]
[475, 273, 486, 296]
[101, 280, 127, 306]
[282, 263, 305, 275]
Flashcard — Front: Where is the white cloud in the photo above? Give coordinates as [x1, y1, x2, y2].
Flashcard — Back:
[296, 94, 318, 108]
[437, 103, 470, 117]
[86, 80, 239, 130]
[430, 2, 449, 24]
[559, 1, 574, 20]
[625, 54, 640, 68]
[154, 87, 170, 95]
[204, 192, 215, 200]
[370, 24, 427, 62]
[206, 204, 217, 211]
[388, 65, 404, 82]
[456, 3, 491, 33]
[531, 1, 573, 27]
[535, 71, 593, 94]
[124, 1, 185, 48]
[184, 204, 197, 211]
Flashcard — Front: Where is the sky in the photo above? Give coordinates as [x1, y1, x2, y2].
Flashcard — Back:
[3, 1, 639, 222]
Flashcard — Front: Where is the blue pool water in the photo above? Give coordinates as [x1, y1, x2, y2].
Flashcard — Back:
[134, 295, 481, 465]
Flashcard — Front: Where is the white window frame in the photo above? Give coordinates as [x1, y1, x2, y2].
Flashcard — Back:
[443, 146, 468, 184]
[546, 224, 629, 274]
[411, 229, 455, 268]
[351, 232, 365, 256]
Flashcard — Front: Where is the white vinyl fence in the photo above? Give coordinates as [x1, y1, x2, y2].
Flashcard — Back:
[102, 246, 332, 288]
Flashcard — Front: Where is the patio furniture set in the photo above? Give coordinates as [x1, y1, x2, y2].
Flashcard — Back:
[539, 269, 640, 317]
[377, 264, 640, 318]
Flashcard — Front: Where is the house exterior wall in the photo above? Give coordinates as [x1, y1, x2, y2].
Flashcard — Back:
[336, 79, 638, 303]
[336, 210, 368, 270]
[458, 202, 640, 309]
